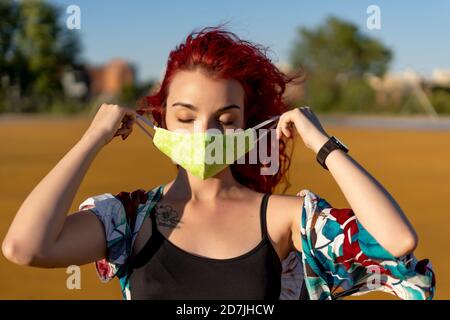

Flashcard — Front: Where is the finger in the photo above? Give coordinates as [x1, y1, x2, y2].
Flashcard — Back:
[114, 127, 131, 137]
[276, 113, 289, 137]
[118, 110, 135, 128]
[122, 113, 134, 124]
[124, 107, 137, 120]
[283, 116, 296, 137]
[281, 125, 291, 138]
[118, 115, 135, 131]
[122, 132, 131, 140]
[275, 121, 283, 140]
[276, 121, 287, 139]
[125, 119, 135, 129]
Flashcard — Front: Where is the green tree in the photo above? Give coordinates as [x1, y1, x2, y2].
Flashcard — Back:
[0, 0, 81, 112]
[290, 16, 392, 113]
[0, 1, 18, 79]
[0, 0, 19, 112]
[430, 88, 450, 114]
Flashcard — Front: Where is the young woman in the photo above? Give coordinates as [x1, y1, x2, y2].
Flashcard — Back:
[2, 27, 435, 300]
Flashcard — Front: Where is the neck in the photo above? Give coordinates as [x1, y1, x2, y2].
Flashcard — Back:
[167, 167, 242, 201]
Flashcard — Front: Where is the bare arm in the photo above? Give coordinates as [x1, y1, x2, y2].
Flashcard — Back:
[280, 107, 418, 258]
[1, 104, 137, 267]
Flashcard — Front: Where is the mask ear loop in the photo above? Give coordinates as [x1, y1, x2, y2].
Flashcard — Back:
[135, 112, 157, 139]
[251, 115, 280, 131]
[252, 115, 280, 142]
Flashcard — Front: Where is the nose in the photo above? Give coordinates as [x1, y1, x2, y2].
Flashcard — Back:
[193, 117, 224, 133]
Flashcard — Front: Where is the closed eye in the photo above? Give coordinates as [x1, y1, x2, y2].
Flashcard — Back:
[177, 118, 195, 123]
[218, 120, 234, 126]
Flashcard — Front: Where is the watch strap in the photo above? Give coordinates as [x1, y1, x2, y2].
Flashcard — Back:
[316, 136, 348, 170]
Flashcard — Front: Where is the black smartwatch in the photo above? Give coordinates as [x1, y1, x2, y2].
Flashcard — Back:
[316, 136, 349, 170]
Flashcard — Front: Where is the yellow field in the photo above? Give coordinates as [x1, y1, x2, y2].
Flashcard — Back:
[0, 115, 448, 299]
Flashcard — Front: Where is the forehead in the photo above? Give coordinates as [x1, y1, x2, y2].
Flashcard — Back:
[167, 69, 245, 107]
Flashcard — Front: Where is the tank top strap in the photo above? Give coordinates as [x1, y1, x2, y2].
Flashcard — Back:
[260, 193, 271, 239]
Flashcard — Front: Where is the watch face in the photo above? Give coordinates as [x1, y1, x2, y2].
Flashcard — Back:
[332, 136, 349, 151]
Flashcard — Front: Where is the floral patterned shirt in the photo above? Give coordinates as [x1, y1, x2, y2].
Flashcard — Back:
[78, 184, 435, 300]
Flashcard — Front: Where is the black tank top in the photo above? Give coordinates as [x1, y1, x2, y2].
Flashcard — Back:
[128, 193, 282, 300]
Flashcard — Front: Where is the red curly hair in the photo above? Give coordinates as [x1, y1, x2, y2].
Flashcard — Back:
[137, 25, 302, 193]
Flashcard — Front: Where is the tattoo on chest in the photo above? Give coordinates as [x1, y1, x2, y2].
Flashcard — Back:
[155, 203, 182, 229]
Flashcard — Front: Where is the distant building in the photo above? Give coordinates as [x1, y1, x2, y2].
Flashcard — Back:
[367, 69, 450, 100]
[431, 69, 450, 88]
[87, 58, 136, 97]
[366, 69, 445, 116]
[366, 70, 423, 105]
[61, 59, 136, 101]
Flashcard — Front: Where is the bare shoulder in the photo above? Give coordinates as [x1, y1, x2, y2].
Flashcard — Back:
[267, 193, 304, 253]
[269, 193, 304, 210]
[268, 193, 304, 232]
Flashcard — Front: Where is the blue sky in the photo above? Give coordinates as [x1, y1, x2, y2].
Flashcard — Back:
[51, 0, 450, 82]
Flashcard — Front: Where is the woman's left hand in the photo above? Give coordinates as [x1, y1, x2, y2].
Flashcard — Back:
[276, 106, 330, 154]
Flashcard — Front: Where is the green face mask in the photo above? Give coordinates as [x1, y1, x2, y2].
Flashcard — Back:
[134, 112, 279, 180]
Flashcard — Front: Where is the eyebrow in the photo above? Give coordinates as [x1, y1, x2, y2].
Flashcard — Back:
[172, 102, 241, 112]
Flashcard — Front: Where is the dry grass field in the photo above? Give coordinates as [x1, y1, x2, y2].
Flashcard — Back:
[0, 115, 448, 299]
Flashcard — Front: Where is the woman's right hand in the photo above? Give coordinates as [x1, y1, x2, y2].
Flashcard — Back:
[84, 104, 137, 146]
